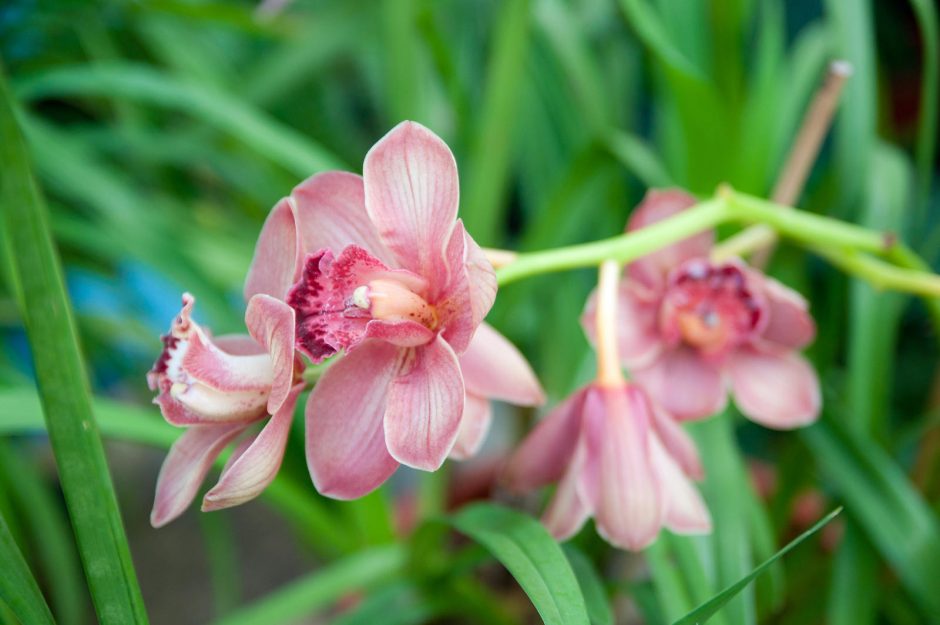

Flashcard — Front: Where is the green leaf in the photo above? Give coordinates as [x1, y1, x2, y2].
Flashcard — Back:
[672, 508, 842, 625]
[450, 503, 590, 625]
[212, 545, 406, 625]
[0, 508, 56, 625]
[0, 63, 149, 624]
[14, 62, 345, 178]
[802, 418, 940, 618]
[908, 0, 939, 212]
[563, 544, 613, 625]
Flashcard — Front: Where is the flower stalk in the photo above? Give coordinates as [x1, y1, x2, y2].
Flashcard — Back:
[594, 260, 624, 388]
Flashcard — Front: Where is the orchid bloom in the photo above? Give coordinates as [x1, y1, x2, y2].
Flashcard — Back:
[244, 121, 543, 500]
[147, 293, 303, 527]
[505, 261, 710, 550]
[583, 189, 821, 428]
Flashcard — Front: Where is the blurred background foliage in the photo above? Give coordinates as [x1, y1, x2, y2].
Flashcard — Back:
[1, 0, 939, 623]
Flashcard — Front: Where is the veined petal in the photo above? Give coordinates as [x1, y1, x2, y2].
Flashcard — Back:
[582, 281, 664, 370]
[161, 383, 270, 426]
[543, 443, 592, 542]
[592, 386, 664, 551]
[650, 433, 712, 534]
[306, 340, 403, 499]
[757, 274, 816, 350]
[449, 394, 492, 461]
[435, 222, 481, 353]
[459, 323, 544, 406]
[632, 346, 727, 421]
[363, 121, 459, 278]
[245, 294, 298, 414]
[290, 171, 394, 264]
[463, 225, 497, 328]
[244, 197, 301, 301]
[202, 384, 304, 511]
[503, 388, 587, 492]
[627, 189, 711, 290]
[151, 423, 245, 527]
[648, 399, 704, 480]
[727, 347, 820, 429]
[384, 336, 465, 471]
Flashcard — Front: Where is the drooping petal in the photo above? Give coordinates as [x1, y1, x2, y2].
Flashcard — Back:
[151, 424, 245, 527]
[582, 281, 664, 370]
[459, 323, 544, 406]
[757, 275, 816, 350]
[542, 442, 592, 541]
[449, 394, 492, 461]
[632, 346, 727, 421]
[384, 336, 465, 471]
[627, 189, 712, 290]
[648, 399, 704, 480]
[290, 171, 394, 264]
[592, 386, 664, 551]
[245, 294, 298, 414]
[726, 347, 821, 429]
[363, 121, 459, 278]
[244, 197, 301, 301]
[202, 383, 303, 511]
[306, 340, 403, 499]
[650, 433, 712, 534]
[503, 388, 588, 492]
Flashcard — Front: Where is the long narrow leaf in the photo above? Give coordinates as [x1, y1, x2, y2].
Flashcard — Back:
[0, 509, 56, 625]
[0, 62, 149, 624]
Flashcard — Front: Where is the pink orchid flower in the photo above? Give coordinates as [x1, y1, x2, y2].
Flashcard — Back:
[505, 381, 710, 550]
[244, 121, 543, 500]
[147, 293, 303, 527]
[583, 189, 821, 428]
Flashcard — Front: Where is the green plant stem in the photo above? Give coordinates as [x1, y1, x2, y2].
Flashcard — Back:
[0, 62, 149, 623]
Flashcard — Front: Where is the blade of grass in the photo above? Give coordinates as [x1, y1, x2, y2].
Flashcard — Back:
[563, 544, 613, 625]
[0, 508, 56, 625]
[0, 62, 149, 624]
[672, 508, 842, 625]
[908, 0, 939, 216]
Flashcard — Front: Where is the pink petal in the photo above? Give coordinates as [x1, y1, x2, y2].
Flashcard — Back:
[542, 442, 592, 541]
[244, 197, 301, 301]
[627, 189, 712, 290]
[463, 225, 497, 328]
[449, 394, 492, 460]
[581, 281, 664, 370]
[290, 171, 394, 264]
[156, 383, 270, 426]
[650, 433, 711, 534]
[435, 221, 486, 354]
[648, 398, 704, 480]
[757, 274, 816, 350]
[151, 424, 245, 527]
[384, 336, 465, 471]
[592, 386, 664, 551]
[365, 319, 436, 347]
[363, 121, 459, 278]
[245, 294, 298, 414]
[306, 340, 403, 499]
[726, 347, 821, 429]
[503, 388, 588, 492]
[213, 334, 265, 356]
[202, 383, 303, 511]
[632, 346, 727, 421]
[459, 323, 545, 406]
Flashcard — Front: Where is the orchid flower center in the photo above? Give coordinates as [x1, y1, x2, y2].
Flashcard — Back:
[662, 260, 762, 355]
[352, 278, 438, 329]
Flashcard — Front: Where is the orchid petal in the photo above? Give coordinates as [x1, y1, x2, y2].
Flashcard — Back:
[384, 336, 465, 471]
[202, 384, 303, 511]
[543, 442, 592, 542]
[290, 171, 394, 264]
[648, 399, 704, 480]
[632, 346, 727, 421]
[758, 275, 817, 350]
[245, 294, 297, 414]
[459, 323, 545, 406]
[627, 189, 712, 290]
[582, 281, 663, 370]
[151, 424, 245, 527]
[306, 340, 402, 499]
[650, 434, 712, 534]
[592, 386, 664, 551]
[449, 394, 492, 461]
[363, 121, 459, 278]
[503, 388, 587, 492]
[727, 347, 821, 429]
[244, 197, 301, 301]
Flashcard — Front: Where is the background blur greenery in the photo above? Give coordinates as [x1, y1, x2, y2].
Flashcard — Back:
[1, 0, 939, 623]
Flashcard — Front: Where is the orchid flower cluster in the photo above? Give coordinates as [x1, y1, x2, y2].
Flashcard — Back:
[148, 122, 820, 551]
